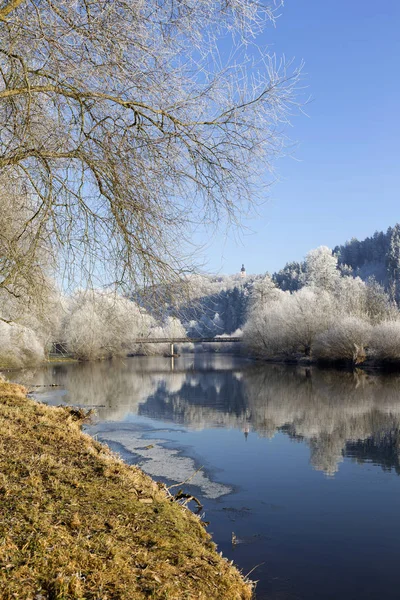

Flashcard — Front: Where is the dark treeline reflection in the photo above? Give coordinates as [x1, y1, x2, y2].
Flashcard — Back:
[19, 355, 400, 476]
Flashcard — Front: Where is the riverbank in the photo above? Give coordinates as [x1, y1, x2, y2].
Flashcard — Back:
[250, 353, 400, 372]
[0, 378, 252, 599]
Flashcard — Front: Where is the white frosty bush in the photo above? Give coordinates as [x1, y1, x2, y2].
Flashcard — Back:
[243, 301, 294, 357]
[244, 288, 337, 358]
[369, 321, 400, 362]
[313, 317, 372, 364]
[281, 288, 337, 356]
[63, 290, 155, 360]
[0, 321, 45, 368]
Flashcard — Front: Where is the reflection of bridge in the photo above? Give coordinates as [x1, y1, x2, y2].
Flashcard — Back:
[133, 337, 242, 356]
[51, 337, 242, 357]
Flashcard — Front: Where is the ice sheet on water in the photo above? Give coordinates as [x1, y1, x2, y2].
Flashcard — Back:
[97, 428, 231, 499]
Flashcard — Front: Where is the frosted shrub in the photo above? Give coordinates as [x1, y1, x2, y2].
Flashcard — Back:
[364, 279, 397, 323]
[244, 288, 337, 359]
[63, 306, 106, 361]
[243, 300, 296, 358]
[63, 290, 155, 360]
[335, 277, 368, 320]
[0, 322, 45, 368]
[369, 321, 400, 362]
[281, 288, 336, 356]
[314, 317, 372, 364]
[334, 276, 396, 324]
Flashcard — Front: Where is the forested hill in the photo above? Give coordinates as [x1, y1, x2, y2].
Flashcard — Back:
[138, 274, 261, 338]
[274, 224, 400, 295]
[139, 224, 400, 338]
[333, 224, 400, 285]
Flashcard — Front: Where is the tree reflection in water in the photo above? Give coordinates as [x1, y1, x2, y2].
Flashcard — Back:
[17, 356, 400, 477]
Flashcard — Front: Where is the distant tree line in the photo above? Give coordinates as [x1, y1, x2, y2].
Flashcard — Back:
[4, 225, 400, 368]
[273, 224, 400, 303]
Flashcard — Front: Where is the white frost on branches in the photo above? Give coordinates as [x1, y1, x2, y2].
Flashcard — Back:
[244, 245, 400, 363]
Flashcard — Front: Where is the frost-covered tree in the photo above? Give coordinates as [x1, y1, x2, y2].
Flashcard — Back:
[272, 261, 304, 292]
[334, 276, 368, 320]
[304, 246, 340, 291]
[280, 288, 336, 356]
[63, 291, 155, 360]
[248, 274, 283, 313]
[243, 299, 291, 357]
[156, 317, 187, 340]
[0, 229, 62, 365]
[244, 287, 336, 358]
[0, 321, 44, 367]
[0, 174, 53, 312]
[338, 263, 354, 278]
[333, 275, 394, 324]
[364, 278, 395, 323]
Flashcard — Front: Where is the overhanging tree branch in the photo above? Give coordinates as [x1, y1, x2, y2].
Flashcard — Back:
[0, 0, 25, 21]
[0, 0, 301, 298]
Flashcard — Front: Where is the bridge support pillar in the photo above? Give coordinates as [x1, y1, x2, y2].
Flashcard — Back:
[170, 342, 174, 356]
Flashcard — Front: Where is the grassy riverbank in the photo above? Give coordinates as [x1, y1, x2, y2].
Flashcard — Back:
[0, 379, 252, 599]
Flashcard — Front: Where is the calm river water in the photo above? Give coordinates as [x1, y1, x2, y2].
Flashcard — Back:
[12, 354, 400, 600]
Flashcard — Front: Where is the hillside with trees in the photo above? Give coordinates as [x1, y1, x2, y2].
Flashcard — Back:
[273, 224, 400, 300]
[144, 224, 400, 343]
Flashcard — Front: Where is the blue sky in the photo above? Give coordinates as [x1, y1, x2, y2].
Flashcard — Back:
[197, 0, 400, 276]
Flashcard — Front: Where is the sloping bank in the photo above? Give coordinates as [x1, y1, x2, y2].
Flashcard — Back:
[0, 379, 252, 599]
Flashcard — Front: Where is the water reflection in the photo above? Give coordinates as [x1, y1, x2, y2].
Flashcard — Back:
[15, 356, 400, 477]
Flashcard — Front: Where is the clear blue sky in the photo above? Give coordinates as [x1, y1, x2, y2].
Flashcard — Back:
[196, 0, 400, 276]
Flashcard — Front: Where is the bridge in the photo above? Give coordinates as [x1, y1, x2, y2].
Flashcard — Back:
[51, 337, 242, 357]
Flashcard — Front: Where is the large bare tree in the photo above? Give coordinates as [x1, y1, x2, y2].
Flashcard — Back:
[0, 0, 300, 296]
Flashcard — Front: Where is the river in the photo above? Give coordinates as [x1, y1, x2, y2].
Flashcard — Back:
[11, 354, 400, 600]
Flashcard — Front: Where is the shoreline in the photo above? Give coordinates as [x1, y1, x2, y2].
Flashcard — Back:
[0, 378, 252, 599]
[4, 350, 400, 377]
[249, 355, 400, 373]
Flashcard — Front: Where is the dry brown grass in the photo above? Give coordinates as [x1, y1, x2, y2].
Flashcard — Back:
[0, 380, 253, 599]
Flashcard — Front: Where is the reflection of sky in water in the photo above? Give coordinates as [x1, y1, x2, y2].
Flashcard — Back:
[11, 355, 400, 600]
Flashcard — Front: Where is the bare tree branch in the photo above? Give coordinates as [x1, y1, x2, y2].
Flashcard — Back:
[0, 0, 301, 299]
[0, 0, 25, 21]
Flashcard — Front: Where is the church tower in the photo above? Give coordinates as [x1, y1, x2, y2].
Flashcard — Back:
[240, 264, 246, 278]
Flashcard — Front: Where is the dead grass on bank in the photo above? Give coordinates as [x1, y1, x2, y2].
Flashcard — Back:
[0, 379, 253, 600]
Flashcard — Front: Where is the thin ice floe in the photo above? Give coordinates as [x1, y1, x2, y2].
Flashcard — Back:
[96, 428, 231, 499]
